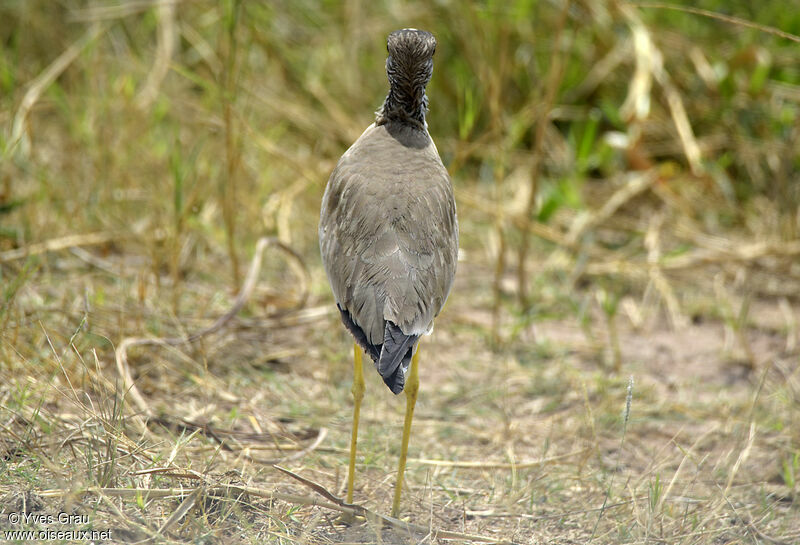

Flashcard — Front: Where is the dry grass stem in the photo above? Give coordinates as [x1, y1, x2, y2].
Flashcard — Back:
[566, 169, 659, 246]
[0, 232, 118, 263]
[135, 0, 177, 110]
[517, 0, 572, 309]
[7, 23, 107, 158]
[410, 448, 587, 469]
[618, 3, 704, 174]
[634, 2, 800, 44]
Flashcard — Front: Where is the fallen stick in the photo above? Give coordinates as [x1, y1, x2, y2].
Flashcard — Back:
[273, 465, 517, 544]
[0, 232, 118, 263]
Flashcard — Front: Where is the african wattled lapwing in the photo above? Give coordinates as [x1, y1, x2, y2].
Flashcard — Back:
[319, 28, 458, 516]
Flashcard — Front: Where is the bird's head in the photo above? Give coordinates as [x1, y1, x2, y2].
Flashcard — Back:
[378, 29, 437, 129]
[385, 28, 436, 92]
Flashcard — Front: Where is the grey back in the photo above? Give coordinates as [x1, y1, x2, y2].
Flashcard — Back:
[319, 121, 458, 347]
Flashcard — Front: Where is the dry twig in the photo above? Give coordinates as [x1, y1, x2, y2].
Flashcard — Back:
[135, 0, 177, 110]
[0, 232, 118, 263]
[274, 465, 516, 544]
[7, 23, 107, 158]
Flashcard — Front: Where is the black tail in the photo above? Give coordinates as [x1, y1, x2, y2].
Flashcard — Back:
[378, 322, 418, 394]
[337, 306, 417, 395]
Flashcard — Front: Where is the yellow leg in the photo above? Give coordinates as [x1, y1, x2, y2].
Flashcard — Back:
[391, 343, 420, 517]
[346, 343, 365, 504]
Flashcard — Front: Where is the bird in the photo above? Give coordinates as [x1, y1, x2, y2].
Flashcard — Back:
[319, 28, 458, 517]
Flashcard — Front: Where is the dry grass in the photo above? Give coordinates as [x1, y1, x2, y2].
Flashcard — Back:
[1, 1, 799, 543]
